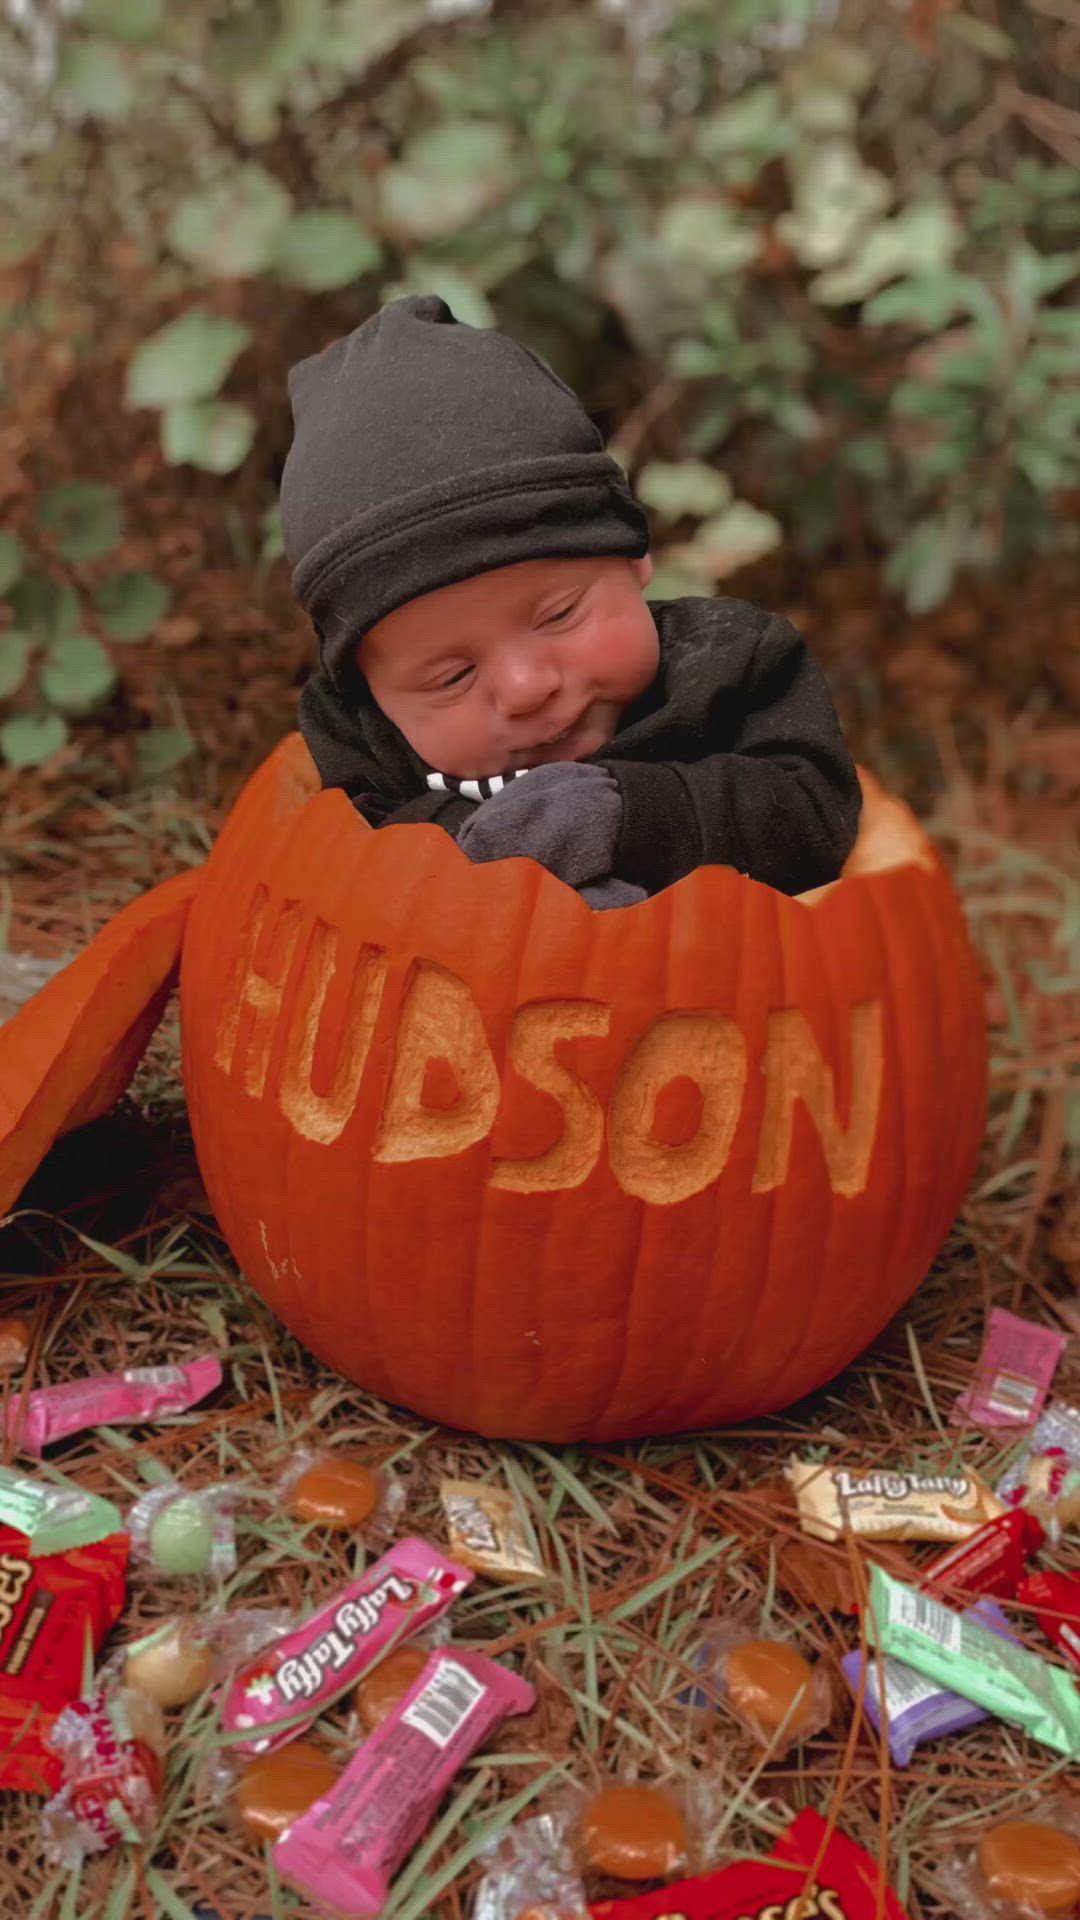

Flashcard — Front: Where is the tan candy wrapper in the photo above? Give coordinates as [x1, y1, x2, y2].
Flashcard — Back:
[786, 1458, 1005, 1543]
[440, 1480, 546, 1584]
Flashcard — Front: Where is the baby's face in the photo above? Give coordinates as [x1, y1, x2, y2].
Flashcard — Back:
[357, 555, 659, 779]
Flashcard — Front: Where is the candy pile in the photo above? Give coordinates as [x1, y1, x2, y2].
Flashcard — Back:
[0, 1305, 1077, 1918]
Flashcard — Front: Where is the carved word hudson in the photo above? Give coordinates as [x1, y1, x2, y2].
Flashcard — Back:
[214, 890, 885, 1203]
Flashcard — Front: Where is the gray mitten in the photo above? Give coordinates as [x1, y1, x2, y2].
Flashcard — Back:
[456, 761, 625, 890]
[579, 876, 647, 911]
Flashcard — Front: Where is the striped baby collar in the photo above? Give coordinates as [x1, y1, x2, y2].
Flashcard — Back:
[426, 768, 534, 803]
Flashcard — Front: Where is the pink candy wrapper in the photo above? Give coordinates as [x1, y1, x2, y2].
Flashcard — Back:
[222, 1536, 472, 1755]
[951, 1309, 1064, 1431]
[6, 1355, 222, 1454]
[275, 1647, 535, 1915]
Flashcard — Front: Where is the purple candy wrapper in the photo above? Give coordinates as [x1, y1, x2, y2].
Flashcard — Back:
[843, 1600, 1012, 1766]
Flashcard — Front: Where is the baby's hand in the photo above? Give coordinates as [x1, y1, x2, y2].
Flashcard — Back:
[456, 761, 629, 895]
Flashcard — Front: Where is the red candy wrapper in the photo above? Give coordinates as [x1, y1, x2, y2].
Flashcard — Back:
[1017, 1567, 1080, 1670]
[0, 1525, 129, 1794]
[921, 1508, 1044, 1604]
[5, 1354, 222, 1454]
[222, 1536, 472, 1755]
[42, 1688, 164, 1866]
[589, 1810, 906, 1920]
[275, 1648, 535, 1915]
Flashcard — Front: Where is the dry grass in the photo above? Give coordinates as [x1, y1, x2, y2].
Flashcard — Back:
[1, 729, 1078, 1920]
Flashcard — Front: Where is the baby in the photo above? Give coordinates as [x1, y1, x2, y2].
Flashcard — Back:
[281, 294, 861, 909]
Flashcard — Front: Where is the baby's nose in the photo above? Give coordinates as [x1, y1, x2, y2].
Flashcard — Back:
[493, 649, 561, 717]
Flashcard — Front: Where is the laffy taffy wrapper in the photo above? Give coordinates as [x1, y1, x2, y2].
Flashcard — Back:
[222, 1536, 472, 1755]
[588, 1808, 906, 1920]
[41, 1688, 164, 1867]
[936, 1799, 1080, 1920]
[5, 1354, 221, 1454]
[274, 1647, 535, 1916]
[950, 1308, 1065, 1433]
[866, 1565, 1080, 1758]
[842, 1600, 1015, 1768]
[786, 1457, 1003, 1543]
[441, 1478, 546, 1583]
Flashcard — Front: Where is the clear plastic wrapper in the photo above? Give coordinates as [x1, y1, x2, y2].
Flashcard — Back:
[997, 1402, 1080, 1508]
[5, 1354, 221, 1454]
[937, 1800, 1080, 1919]
[0, 1465, 122, 1554]
[274, 1648, 535, 1914]
[123, 1617, 214, 1710]
[577, 1783, 689, 1881]
[126, 1480, 238, 1579]
[692, 1620, 832, 1755]
[41, 1689, 164, 1866]
[473, 1812, 587, 1920]
[278, 1448, 405, 1544]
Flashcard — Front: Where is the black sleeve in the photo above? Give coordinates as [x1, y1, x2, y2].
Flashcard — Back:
[297, 667, 471, 836]
[602, 613, 862, 897]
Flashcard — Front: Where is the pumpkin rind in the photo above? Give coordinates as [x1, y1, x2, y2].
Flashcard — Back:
[180, 735, 988, 1442]
[0, 869, 200, 1214]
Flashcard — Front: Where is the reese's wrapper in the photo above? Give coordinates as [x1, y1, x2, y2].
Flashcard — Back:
[866, 1564, 1080, 1758]
[786, 1457, 1003, 1543]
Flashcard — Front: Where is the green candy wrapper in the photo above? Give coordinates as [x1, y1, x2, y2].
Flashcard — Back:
[867, 1565, 1080, 1758]
[0, 1466, 123, 1555]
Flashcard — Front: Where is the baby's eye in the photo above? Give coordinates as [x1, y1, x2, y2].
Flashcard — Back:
[542, 597, 581, 626]
[439, 665, 474, 690]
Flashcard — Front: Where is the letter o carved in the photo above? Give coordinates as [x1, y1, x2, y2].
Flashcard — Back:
[608, 1012, 747, 1204]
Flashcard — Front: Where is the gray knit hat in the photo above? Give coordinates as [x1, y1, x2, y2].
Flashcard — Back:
[280, 294, 650, 688]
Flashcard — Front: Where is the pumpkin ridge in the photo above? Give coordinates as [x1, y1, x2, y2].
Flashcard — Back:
[851, 872, 916, 1367]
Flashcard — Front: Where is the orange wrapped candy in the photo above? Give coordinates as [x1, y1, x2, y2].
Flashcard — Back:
[580, 1786, 687, 1881]
[725, 1640, 817, 1738]
[978, 1820, 1080, 1917]
[354, 1645, 432, 1731]
[287, 1458, 383, 1530]
[0, 1318, 30, 1373]
[237, 1740, 338, 1842]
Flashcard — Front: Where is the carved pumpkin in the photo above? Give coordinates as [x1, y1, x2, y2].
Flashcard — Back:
[173, 734, 987, 1442]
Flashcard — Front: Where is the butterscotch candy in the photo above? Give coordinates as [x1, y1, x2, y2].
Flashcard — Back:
[978, 1820, 1080, 1917]
[288, 1457, 382, 1529]
[580, 1784, 687, 1880]
[725, 1639, 818, 1741]
[354, 1645, 431, 1730]
[237, 1740, 338, 1842]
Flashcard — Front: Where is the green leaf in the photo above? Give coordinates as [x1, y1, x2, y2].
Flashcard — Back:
[274, 210, 382, 290]
[79, 0, 163, 41]
[6, 577, 81, 644]
[0, 712, 69, 767]
[813, 198, 959, 305]
[0, 531, 23, 594]
[656, 198, 760, 274]
[681, 501, 783, 576]
[636, 460, 733, 520]
[38, 482, 123, 562]
[939, 12, 1016, 59]
[378, 121, 517, 242]
[57, 37, 134, 118]
[884, 518, 963, 614]
[777, 142, 892, 271]
[126, 309, 252, 409]
[864, 270, 1002, 335]
[40, 635, 117, 714]
[168, 167, 293, 278]
[0, 632, 32, 700]
[136, 726, 195, 777]
[93, 571, 171, 641]
[161, 400, 256, 474]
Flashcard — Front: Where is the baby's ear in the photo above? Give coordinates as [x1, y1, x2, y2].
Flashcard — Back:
[633, 554, 654, 589]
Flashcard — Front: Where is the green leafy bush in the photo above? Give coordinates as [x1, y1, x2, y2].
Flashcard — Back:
[1, 0, 1077, 672]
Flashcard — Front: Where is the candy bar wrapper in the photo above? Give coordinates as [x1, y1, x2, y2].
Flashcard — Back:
[950, 1308, 1065, 1432]
[0, 1465, 123, 1555]
[0, 1526, 129, 1794]
[441, 1478, 546, 1584]
[996, 1400, 1080, 1506]
[866, 1565, 1080, 1758]
[921, 1509, 1044, 1604]
[842, 1601, 1014, 1767]
[787, 1457, 1003, 1543]
[222, 1536, 472, 1755]
[275, 1648, 535, 1915]
[42, 1688, 164, 1866]
[5, 1354, 222, 1454]
[471, 1812, 587, 1920]
[1017, 1568, 1080, 1671]
[589, 1808, 905, 1920]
